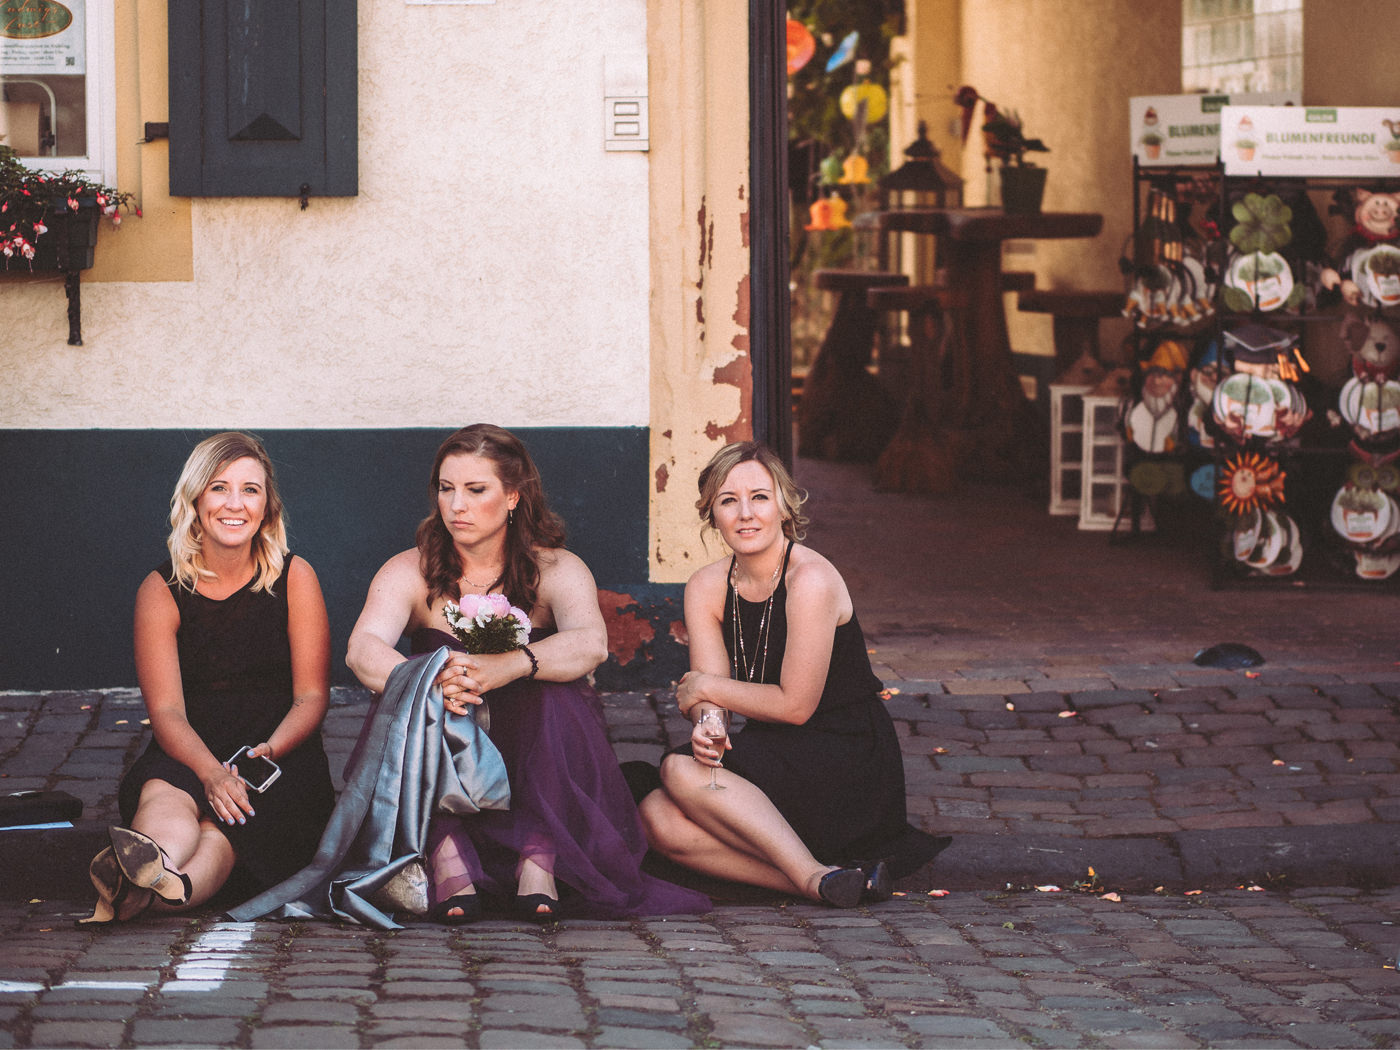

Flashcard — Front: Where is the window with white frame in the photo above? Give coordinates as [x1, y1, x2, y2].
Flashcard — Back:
[1182, 0, 1303, 94]
[0, 0, 115, 183]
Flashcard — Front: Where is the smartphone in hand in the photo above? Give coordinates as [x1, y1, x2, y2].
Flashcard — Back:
[226, 746, 282, 793]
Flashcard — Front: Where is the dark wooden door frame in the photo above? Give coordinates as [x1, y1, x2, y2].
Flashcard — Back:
[749, 0, 792, 464]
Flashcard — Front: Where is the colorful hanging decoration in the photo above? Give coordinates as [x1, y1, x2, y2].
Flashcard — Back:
[837, 154, 870, 185]
[1217, 451, 1286, 517]
[825, 30, 859, 73]
[839, 81, 887, 124]
[818, 153, 845, 186]
[804, 195, 851, 232]
[786, 19, 815, 76]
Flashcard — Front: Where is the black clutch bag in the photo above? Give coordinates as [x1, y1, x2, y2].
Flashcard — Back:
[0, 790, 83, 826]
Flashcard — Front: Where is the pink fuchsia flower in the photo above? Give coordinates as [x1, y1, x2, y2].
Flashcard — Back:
[32, 221, 46, 235]
[67, 197, 79, 211]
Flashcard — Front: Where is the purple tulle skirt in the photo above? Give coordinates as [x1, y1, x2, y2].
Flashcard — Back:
[412, 629, 709, 917]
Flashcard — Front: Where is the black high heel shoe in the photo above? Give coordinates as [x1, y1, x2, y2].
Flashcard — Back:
[816, 867, 865, 909]
[862, 860, 893, 903]
[109, 826, 193, 906]
[76, 846, 152, 927]
[512, 893, 562, 923]
[427, 892, 482, 926]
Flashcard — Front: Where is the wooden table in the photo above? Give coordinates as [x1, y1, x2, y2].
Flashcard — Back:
[855, 207, 1104, 492]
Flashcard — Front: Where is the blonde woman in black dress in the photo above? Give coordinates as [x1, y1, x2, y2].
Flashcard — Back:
[637, 442, 947, 906]
[81, 432, 334, 924]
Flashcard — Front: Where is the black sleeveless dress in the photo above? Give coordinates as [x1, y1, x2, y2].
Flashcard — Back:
[117, 558, 335, 892]
[676, 542, 948, 876]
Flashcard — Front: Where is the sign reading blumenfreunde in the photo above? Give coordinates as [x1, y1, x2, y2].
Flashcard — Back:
[1222, 106, 1400, 177]
[1130, 93, 1297, 167]
[0, 0, 85, 76]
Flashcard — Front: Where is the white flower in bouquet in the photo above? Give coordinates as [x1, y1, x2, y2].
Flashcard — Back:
[443, 592, 532, 653]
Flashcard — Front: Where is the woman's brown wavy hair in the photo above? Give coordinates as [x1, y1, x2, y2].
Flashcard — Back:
[416, 424, 566, 613]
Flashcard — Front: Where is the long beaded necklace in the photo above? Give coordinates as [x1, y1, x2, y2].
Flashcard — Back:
[730, 554, 782, 683]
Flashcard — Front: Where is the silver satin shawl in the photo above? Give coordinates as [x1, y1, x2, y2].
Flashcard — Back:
[227, 647, 511, 928]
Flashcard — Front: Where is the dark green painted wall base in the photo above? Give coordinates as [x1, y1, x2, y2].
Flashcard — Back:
[0, 428, 682, 690]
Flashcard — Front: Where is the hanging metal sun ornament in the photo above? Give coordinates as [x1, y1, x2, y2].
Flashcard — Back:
[1217, 451, 1287, 517]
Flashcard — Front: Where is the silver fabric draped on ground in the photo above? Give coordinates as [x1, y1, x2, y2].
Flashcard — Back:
[228, 648, 510, 929]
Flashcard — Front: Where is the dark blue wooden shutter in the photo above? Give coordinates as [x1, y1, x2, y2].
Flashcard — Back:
[169, 0, 357, 197]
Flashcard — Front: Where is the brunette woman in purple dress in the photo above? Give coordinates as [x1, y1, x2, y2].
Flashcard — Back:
[346, 424, 708, 923]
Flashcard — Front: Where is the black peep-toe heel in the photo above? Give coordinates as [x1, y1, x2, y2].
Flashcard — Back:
[512, 893, 562, 923]
[427, 893, 482, 926]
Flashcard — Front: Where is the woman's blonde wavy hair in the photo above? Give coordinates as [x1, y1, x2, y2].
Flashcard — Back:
[166, 432, 288, 593]
[695, 441, 809, 544]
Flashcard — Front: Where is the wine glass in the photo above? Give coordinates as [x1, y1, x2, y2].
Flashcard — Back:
[698, 708, 729, 790]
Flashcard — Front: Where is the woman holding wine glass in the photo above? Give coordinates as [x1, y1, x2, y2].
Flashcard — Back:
[635, 442, 949, 907]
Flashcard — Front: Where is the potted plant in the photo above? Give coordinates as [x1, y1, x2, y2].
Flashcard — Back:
[1, 145, 136, 273]
[954, 85, 1050, 213]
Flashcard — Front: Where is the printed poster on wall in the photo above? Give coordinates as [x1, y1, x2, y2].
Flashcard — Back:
[1130, 93, 1297, 167]
[0, 0, 85, 75]
[1222, 106, 1400, 177]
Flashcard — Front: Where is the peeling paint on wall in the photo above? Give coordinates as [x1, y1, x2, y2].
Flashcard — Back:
[706, 353, 752, 443]
[739, 184, 750, 248]
[655, 461, 669, 492]
[731, 271, 751, 352]
[669, 619, 689, 647]
[598, 588, 657, 666]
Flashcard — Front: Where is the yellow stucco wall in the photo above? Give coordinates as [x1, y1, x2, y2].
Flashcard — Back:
[647, 0, 752, 584]
[952, 0, 1182, 362]
[1304, 0, 1400, 108]
[2, 0, 655, 431]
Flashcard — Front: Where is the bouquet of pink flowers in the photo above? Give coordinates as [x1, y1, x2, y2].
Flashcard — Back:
[443, 593, 532, 653]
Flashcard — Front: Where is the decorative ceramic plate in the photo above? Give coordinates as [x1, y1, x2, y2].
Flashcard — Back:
[1225, 251, 1294, 311]
[1331, 486, 1394, 544]
[1233, 507, 1262, 560]
[1354, 548, 1400, 580]
[1190, 463, 1216, 501]
[1213, 372, 1277, 436]
[1244, 509, 1285, 568]
[1126, 401, 1178, 453]
[1268, 515, 1304, 576]
[1356, 244, 1400, 309]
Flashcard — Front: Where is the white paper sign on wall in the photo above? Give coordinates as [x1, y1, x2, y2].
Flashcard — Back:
[1129, 92, 1297, 167]
[1222, 106, 1400, 177]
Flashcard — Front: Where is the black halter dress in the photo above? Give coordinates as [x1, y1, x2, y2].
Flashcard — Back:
[676, 541, 949, 876]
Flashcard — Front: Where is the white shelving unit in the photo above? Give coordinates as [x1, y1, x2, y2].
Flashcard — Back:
[1048, 383, 1091, 516]
[1078, 394, 1153, 532]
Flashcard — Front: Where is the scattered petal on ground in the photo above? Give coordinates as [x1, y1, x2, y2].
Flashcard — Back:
[1100, 892, 1121, 902]
[1035, 885, 1062, 893]
[1006, 702, 1015, 711]
[1058, 710, 1077, 718]
[927, 889, 949, 897]
[1245, 670, 1261, 678]
[1272, 759, 1285, 765]
[1185, 889, 1203, 895]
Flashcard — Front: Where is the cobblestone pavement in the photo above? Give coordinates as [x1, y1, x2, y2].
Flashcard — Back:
[4, 461, 1400, 1046]
[0, 887, 1397, 1048]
